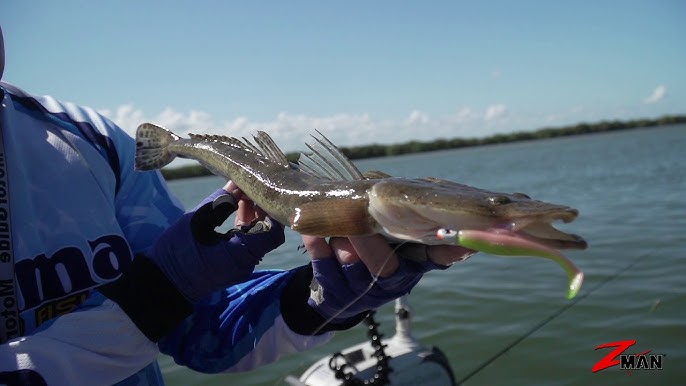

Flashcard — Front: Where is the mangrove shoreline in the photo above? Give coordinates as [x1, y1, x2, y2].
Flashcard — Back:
[161, 114, 685, 180]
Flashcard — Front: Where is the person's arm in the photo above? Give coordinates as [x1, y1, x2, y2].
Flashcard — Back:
[0, 87, 286, 384]
[0, 91, 176, 385]
[158, 267, 322, 374]
[0, 187, 287, 386]
[158, 237, 475, 374]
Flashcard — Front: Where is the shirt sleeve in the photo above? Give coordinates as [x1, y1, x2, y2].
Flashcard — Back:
[158, 267, 334, 374]
[20, 86, 185, 254]
[0, 86, 183, 385]
[103, 113, 185, 254]
[0, 292, 158, 386]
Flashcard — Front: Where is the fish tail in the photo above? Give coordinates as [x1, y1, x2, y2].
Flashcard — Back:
[135, 123, 180, 170]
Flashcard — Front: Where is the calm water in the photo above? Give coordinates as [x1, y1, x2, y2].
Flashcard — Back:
[160, 125, 685, 386]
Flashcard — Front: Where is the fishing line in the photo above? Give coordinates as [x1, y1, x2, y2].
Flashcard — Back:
[277, 242, 404, 385]
[310, 241, 405, 336]
[455, 252, 646, 385]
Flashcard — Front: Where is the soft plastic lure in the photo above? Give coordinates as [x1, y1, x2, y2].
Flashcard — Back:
[437, 228, 584, 299]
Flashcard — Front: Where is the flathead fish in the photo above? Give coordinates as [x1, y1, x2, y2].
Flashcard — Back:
[135, 123, 587, 298]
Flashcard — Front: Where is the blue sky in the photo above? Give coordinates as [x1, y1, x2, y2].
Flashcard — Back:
[2, 1, 684, 152]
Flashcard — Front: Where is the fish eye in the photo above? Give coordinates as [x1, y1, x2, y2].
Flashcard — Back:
[488, 195, 512, 205]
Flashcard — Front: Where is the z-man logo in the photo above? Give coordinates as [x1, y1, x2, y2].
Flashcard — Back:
[592, 340, 665, 375]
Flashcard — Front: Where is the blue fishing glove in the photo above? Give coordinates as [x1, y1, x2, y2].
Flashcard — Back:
[308, 243, 449, 323]
[150, 188, 285, 303]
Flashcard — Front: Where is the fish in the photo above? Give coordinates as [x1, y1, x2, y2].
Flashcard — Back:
[135, 123, 587, 298]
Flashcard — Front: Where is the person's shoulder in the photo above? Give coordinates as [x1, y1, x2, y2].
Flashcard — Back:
[3, 81, 130, 140]
[1, 81, 31, 98]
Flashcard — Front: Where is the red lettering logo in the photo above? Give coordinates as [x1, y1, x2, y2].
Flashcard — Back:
[592, 340, 636, 372]
[593, 340, 664, 375]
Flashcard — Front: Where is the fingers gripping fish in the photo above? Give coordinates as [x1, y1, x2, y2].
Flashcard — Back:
[135, 123, 587, 298]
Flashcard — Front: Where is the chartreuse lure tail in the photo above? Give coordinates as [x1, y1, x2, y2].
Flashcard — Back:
[438, 229, 584, 299]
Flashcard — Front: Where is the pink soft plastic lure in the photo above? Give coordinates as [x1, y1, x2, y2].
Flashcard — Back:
[437, 228, 584, 299]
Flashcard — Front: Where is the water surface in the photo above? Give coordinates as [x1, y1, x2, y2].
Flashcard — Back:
[161, 125, 685, 385]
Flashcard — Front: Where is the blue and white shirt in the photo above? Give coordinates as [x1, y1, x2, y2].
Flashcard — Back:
[0, 82, 331, 385]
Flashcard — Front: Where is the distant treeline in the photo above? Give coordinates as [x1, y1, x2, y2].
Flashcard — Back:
[161, 115, 685, 180]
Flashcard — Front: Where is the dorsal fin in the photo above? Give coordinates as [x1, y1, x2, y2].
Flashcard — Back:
[189, 131, 290, 168]
[296, 130, 364, 181]
[253, 131, 290, 166]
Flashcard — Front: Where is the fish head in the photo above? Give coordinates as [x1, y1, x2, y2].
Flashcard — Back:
[367, 177, 587, 250]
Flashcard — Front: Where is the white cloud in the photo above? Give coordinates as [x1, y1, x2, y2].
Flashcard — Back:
[98, 104, 144, 138]
[405, 110, 430, 126]
[484, 104, 507, 121]
[455, 107, 479, 122]
[644, 85, 667, 104]
[100, 102, 564, 155]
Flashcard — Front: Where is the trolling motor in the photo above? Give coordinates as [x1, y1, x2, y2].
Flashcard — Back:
[285, 296, 456, 386]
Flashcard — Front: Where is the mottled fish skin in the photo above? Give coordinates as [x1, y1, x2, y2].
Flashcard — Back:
[136, 123, 589, 299]
[136, 124, 380, 236]
[134, 123, 587, 249]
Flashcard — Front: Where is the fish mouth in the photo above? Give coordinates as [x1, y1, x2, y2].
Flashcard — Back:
[493, 214, 588, 251]
[370, 198, 588, 251]
[367, 177, 587, 250]
[372, 206, 587, 298]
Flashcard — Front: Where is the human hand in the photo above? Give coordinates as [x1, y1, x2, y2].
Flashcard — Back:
[149, 181, 285, 303]
[303, 235, 475, 323]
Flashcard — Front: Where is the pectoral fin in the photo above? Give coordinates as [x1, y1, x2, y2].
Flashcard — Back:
[290, 199, 375, 237]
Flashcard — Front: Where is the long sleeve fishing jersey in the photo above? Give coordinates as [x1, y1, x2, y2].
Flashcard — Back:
[0, 82, 335, 385]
